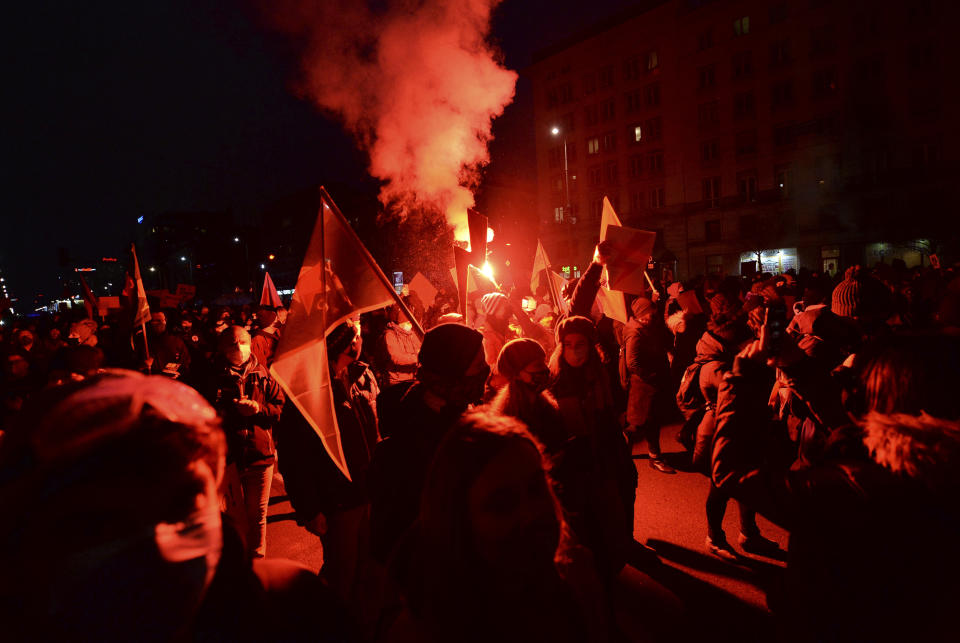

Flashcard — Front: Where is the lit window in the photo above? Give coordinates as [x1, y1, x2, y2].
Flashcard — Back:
[734, 16, 750, 37]
[587, 137, 600, 155]
[633, 125, 643, 143]
[646, 50, 659, 71]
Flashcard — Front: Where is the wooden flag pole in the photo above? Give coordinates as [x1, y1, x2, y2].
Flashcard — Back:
[141, 320, 151, 363]
[319, 186, 425, 340]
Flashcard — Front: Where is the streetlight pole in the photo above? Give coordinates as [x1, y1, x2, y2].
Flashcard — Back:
[551, 126, 571, 221]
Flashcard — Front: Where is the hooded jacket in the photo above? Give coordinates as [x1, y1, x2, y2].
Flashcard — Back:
[712, 356, 960, 642]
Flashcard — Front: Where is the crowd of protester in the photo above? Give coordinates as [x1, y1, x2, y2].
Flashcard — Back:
[1, 244, 959, 641]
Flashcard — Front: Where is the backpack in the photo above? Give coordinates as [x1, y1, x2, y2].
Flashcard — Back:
[676, 361, 707, 419]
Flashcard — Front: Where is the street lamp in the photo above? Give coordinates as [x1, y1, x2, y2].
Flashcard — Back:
[551, 126, 571, 223]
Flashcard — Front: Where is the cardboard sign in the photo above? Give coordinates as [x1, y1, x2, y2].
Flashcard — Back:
[602, 224, 657, 295]
[175, 284, 196, 300]
[409, 272, 438, 308]
[97, 296, 121, 317]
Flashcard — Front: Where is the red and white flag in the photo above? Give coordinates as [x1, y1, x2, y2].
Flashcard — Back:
[130, 244, 151, 327]
[270, 188, 397, 480]
[597, 199, 628, 323]
[260, 271, 283, 308]
[78, 273, 99, 320]
[531, 240, 569, 316]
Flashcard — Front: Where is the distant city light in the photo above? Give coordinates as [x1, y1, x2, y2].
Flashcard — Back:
[180, 256, 187, 261]
[551, 126, 560, 135]
[149, 266, 156, 272]
[137, 216, 144, 224]
[268, 254, 276, 261]
[233, 237, 239, 243]
[260, 263, 266, 269]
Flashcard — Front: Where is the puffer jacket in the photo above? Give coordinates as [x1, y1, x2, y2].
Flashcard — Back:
[712, 356, 960, 643]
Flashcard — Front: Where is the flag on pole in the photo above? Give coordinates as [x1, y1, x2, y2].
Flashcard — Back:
[130, 244, 151, 327]
[260, 271, 283, 308]
[270, 188, 398, 480]
[78, 273, 99, 320]
[597, 198, 628, 323]
[531, 240, 569, 316]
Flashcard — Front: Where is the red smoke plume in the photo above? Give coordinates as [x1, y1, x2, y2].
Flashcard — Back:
[269, 0, 517, 240]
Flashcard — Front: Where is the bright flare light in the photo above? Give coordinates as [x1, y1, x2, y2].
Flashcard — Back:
[486, 227, 494, 243]
[481, 261, 495, 281]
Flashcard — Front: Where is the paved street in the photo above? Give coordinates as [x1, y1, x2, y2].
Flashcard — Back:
[266, 423, 788, 641]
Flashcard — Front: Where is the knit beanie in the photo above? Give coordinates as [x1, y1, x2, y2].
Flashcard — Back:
[256, 306, 278, 328]
[831, 266, 888, 319]
[477, 292, 510, 318]
[631, 297, 656, 320]
[497, 338, 546, 379]
[418, 323, 484, 377]
[555, 315, 597, 345]
[327, 320, 359, 358]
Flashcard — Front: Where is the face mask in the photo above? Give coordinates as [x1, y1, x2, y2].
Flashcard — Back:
[523, 371, 551, 394]
[564, 346, 589, 368]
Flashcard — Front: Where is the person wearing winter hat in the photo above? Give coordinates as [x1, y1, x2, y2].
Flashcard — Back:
[251, 306, 281, 367]
[830, 265, 891, 326]
[488, 338, 566, 452]
[368, 322, 490, 562]
[622, 297, 675, 474]
[549, 315, 638, 573]
[275, 317, 380, 611]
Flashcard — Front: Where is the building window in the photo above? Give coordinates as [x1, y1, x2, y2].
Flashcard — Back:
[629, 124, 643, 144]
[770, 80, 794, 110]
[623, 57, 641, 81]
[707, 254, 724, 274]
[583, 73, 597, 95]
[773, 123, 795, 147]
[566, 141, 577, 163]
[626, 90, 644, 113]
[810, 26, 836, 58]
[698, 65, 716, 89]
[644, 82, 661, 107]
[769, 3, 788, 24]
[558, 83, 574, 104]
[812, 67, 838, 98]
[908, 42, 939, 71]
[631, 190, 645, 212]
[648, 150, 665, 173]
[554, 207, 564, 222]
[770, 39, 791, 67]
[547, 88, 559, 109]
[604, 161, 619, 185]
[733, 91, 755, 119]
[590, 198, 604, 220]
[702, 176, 721, 208]
[650, 186, 666, 208]
[701, 139, 719, 163]
[628, 154, 644, 179]
[737, 171, 758, 202]
[554, 175, 564, 193]
[705, 220, 722, 242]
[646, 50, 660, 71]
[587, 137, 600, 155]
[548, 146, 562, 168]
[774, 163, 792, 196]
[584, 104, 599, 126]
[732, 51, 753, 78]
[735, 130, 758, 157]
[588, 165, 603, 186]
[602, 131, 617, 152]
[645, 117, 663, 141]
[599, 65, 615, 88]
[601, 98, 616, 121]
[697, 29, 714, 51]
[913, 142, 942, 167]
[733, 16, 750, 37]
[698, 100, 720, 127]
[561, 112, 575, 133]
[738, 214, 757, 237]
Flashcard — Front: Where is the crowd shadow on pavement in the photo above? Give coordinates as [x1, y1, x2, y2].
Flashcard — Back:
[622, 540, 780, 643]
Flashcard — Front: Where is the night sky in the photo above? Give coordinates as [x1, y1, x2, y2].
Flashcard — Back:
[5, 0, 640, 306]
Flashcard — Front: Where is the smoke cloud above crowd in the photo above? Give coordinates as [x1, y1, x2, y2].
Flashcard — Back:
[267, 0, 517, 240]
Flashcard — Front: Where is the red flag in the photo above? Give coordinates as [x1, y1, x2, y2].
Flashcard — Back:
[260, 271, 283, 308]
[270, 188, 406, 480]
[130, 244, 151, 328]
[78, 274, 99, 319]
